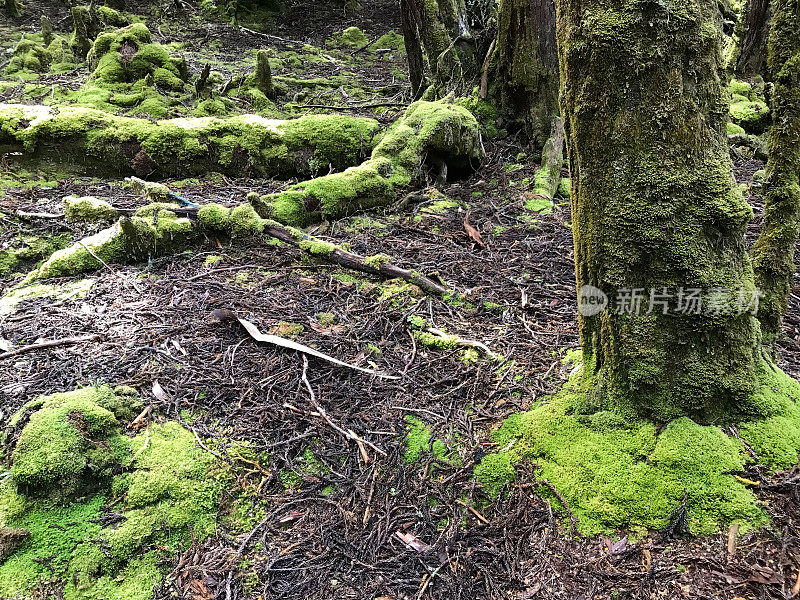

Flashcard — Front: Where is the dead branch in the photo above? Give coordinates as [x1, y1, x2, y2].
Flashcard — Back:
[0, 334, 100, 360]
[262, 220, 449, 296]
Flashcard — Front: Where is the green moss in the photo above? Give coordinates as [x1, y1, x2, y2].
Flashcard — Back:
[0, 233, 72, 276]
[727, 122, 747, 136]
[373, 31, 405, 53]
[256, 100, 481, 226]
[363, 253, 392, 268]
[63, 195, 118, 223]
[404, 416, 449, 464]
[315, 311, 335, 326]
[9, 388, 128, 501]
[0, 387, 226, 600]
[229, 203, 264, 237]
[26, 208, 194, 281]
[273, 321, 303, 338]
[557, 177, 571, 198]
[326, 26, 369, 49]
[198, 203, 231, 231]
[476, 361, 800, 536]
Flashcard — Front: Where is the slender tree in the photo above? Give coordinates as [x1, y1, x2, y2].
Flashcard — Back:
[493, 0, 559, 146]
[751, 0, 800, 345]
[735, 0, 772, 77]
[558, 0, 766, 421]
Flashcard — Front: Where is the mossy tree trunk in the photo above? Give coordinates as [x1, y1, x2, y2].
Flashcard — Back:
[559, 0, 764, 422]
[399, 0, 490, 96]
[492, 0, 559, 146]
[735, 0, 772, 78]
[751, 0, 800, 345]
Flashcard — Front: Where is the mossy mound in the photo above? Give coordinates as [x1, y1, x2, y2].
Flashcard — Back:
[0, 387, 227, 599]
[254, 99, 483, 226]
[7, 386, 139, 501]
[63, 195, 118, 223]
[5, 33, 72, 77]
[729, 79, 770, 134]
[88, 23, 187, 90]
[475, 359, 800, 537]
[326, 26, 369, 49]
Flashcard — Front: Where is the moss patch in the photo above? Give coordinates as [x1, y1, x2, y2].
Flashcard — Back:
[0, 387, 226, 600]
[475, 360, 800, 537]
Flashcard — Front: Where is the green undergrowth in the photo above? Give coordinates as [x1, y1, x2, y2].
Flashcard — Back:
[729, 78, 770, 133]
[0, 232, 72, 276]
[0, 386, 229, 599]
[474, 358, 800, 537]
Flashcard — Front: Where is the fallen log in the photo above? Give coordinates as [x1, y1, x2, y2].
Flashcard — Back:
[0, 103, 380, 179]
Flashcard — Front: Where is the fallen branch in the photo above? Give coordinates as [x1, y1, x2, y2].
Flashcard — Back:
[0, 333, 100, 360]
[262, 220, 448, 296]
[212, 309, 398, 379]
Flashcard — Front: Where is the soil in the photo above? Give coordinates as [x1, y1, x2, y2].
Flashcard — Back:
[1, 1, 799, 599]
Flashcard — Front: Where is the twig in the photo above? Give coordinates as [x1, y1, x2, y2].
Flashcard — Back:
[300, 355, 386, 461]
[298, 102, 408, 110]
[262, 220, 448, 296]
[455, 499, 490, 524]
[78, 241, 143, 294]
[15, 210, 64, 219]
[0, 334, 100, 360]
[726, 522, 739, 563]
[423, 326, 499, 359]
[538, 478, 578, 535]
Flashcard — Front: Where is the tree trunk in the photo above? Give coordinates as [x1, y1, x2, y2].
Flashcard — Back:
[400, 0, 426, 98]
[751, 0, 800, 345]
[493, 0, 559, 145]
[400, 0, 483, 95]
[559, 0, 763, 421]
[735, 0, 772, 78]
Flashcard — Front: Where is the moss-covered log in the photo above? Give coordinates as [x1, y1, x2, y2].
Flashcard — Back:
[0, 104, 380, 178]
[559, 0, 765, 421]
[525, 118, 563, 210]
[751, 0, 800, 345]
[251, 99, 482, 226]
[492, 0, 559, 145]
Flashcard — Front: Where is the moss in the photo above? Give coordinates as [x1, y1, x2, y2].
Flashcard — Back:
[363, 253, 392, 268]
[326, 26, 369, 49]
[415, 329, 459, 350]
[26, 208, 194, 281]
[1, 105, 380, 179]
[273, 321, 304, 338]
[404, 416, 450, 464]
[229, 203, 264, 237]
[0, 279, 95, 318]
[0, 233, 72, 276]
[475, 361, 800, 536]
[524, 193, 553, 213]
[198, 203, 231, 231]
[63, 195, 118, 223]
[727, 122, 747, 135]
[373, 31, 405, 53]
[557, 177, 571, 198]
[256, 100, 482, 226]
[315, 311, 335, 326]
[0, 387, 226, 600]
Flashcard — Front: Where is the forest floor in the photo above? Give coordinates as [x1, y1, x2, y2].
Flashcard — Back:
[1, 1, 799, 599]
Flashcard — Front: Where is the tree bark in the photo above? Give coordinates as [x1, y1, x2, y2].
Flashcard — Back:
[559, 0, 763, 421]
[735, 0, 772, 78]
[400, 0, 426, 98]
[751, 0, 800, 345]
[493, 0, 559, 145]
